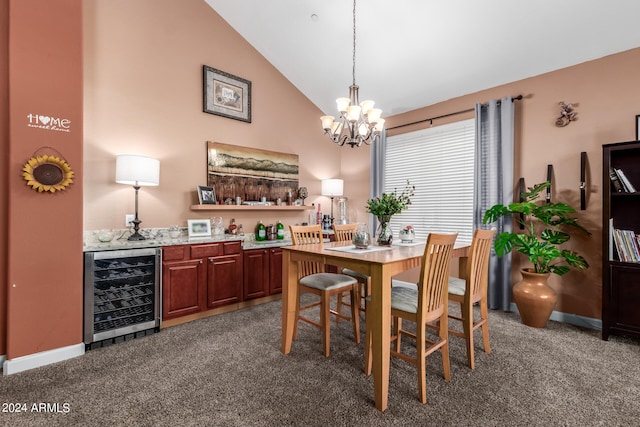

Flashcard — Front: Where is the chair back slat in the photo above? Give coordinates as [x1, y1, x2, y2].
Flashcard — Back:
[332, 223, 357, 242]
[417, 233, 457, 316]
[467, 228, 496, 300]
[290, 225, 325, 278]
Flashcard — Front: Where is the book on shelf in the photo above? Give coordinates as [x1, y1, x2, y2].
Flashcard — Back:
[614, 168, 637, 193]
[609, 168, 624, 192]
[612, 226, 640, 263]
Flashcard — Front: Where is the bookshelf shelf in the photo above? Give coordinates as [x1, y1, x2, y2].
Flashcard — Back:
[602, 141, 640, 342]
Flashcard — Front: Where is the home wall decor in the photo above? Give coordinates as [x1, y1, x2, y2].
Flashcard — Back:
[206, 141, 299, 203]
[203, 65, 251, 123]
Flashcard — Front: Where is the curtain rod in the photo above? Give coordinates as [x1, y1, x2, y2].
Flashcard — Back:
[387, 94, 523, 131]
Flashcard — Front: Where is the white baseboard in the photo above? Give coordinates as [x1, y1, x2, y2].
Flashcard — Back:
[509, 303, 602, 330]
[3, 343, 85, 375]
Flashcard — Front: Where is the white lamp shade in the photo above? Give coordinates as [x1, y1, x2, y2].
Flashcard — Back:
[336, 97, 351, 113]
[115, 154, 160, 186]
[320, 115, 335, 130]
[321, 179, 344, 197]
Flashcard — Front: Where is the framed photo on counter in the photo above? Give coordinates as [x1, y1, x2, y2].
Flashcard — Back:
[187, 219, 211, 239]
[197, 185, 216, 204]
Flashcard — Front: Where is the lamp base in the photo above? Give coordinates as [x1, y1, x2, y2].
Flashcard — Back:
[128, 232, 146, 241]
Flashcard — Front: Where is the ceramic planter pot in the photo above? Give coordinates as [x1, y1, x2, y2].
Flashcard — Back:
[512, 268, 557, 328]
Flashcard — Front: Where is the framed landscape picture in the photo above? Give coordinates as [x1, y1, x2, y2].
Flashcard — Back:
[203, 65, 251, 123]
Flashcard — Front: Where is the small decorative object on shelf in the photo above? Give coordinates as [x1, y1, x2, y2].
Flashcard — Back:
[399, 225, 415, 242]
[298, 187, 308, 205]
[555, 101, 578, 127]
[366, 180, 415, 246]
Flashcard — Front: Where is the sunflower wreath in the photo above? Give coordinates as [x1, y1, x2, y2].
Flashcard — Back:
[22, 148, 74, 193]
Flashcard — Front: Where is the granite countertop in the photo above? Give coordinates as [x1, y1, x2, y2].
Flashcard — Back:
[83, 228, 292, 252]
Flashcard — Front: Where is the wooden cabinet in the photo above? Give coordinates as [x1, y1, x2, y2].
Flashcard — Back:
[243, 247, 283, 300]
[162, 246, 206, 320]
[602, 141, 640, 340]
[161, 241, 243, 320]
[205, 242, 243, 309]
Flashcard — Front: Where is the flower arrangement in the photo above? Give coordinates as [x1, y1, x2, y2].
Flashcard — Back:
[366, 181, 415, 221]
[366, 181, 415, 245]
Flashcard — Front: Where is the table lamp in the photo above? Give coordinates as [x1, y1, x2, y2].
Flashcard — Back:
[321, 178, 344, 225]
[116, 154, 160, 240]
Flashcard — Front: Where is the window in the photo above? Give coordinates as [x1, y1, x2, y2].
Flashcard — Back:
[385, 119, 475, 244]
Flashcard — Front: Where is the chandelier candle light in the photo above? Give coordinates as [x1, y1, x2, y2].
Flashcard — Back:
[321, 178, 344, 225]
[320, 0, 384, 148]
[116, 154, 160, 241]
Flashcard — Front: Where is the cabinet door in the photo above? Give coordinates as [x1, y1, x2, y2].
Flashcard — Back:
[243, 249, 269, 300]
[162, 259, 206, 320]
[608, 265, 640, 336]
[269, 247, 283, 294]
[207, 253, 243, 309]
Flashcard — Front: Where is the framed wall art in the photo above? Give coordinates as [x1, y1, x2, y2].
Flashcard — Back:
[636, 114, 640, 141]
[187, 219, 211, 239]
[206, 141, 299, 203]
[197, 185, 216, 204]
[203, 65, 251, 123]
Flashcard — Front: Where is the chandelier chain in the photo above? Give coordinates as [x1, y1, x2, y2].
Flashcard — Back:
[352, 0, 356, 86]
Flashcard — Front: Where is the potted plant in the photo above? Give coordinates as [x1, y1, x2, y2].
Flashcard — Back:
[482, 181, 591, 327]
[366, 181, 415, 245]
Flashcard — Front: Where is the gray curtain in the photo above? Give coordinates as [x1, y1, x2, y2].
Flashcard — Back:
[474, 97, 514, 311]
[369, 130, 387, 234]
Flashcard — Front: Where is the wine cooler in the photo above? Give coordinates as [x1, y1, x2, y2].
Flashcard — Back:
[83, 247, 161, 349]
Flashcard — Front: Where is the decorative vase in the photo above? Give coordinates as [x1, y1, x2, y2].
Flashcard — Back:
[353, 223, 371, 249]
[399, 225, 415, 243]
[376, 216, 393, 246]
[512, 268, 557, 328]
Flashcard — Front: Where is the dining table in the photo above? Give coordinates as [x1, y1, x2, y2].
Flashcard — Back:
[281, 238, 470, 412]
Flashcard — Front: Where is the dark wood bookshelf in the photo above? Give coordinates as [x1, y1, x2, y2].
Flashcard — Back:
[602, 141, 640, 341]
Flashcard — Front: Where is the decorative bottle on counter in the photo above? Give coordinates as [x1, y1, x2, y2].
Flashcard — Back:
[229, 218, 237, 235]
[276, 220, 285, 240]
[256, 220, 266, 241]
[316, 203, 322, 226]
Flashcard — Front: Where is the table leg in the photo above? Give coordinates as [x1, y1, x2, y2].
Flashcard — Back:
[370, 264, 391, 412]
[281, 250, 298, 354]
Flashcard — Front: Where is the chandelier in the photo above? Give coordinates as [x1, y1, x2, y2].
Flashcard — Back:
[320, 0, 384, 148]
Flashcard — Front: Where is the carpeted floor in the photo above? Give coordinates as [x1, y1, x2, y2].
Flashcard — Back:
[1, 298, 638, 427]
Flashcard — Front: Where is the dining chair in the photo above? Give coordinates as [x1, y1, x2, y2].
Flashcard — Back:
[332, 223, 371, 318]
[447, 228, 496, 369]
[289, 224, 360, 357]
[365, 232, 457, 404]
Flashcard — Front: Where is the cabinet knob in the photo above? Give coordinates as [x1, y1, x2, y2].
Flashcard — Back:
[199, 259, 203, 264]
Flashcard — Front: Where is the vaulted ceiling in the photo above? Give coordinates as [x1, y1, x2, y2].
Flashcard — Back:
[206, 0, 640, 117]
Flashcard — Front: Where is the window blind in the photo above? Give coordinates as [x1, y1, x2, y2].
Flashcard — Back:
[385, 119, 475, 245]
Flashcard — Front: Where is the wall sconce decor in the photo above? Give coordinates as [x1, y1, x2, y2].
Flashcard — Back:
[116, 154, 160, 240]
[555, 101, 578, 127]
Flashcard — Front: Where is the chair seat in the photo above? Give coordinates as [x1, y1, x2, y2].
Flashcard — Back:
[342, 268, 369, 280]
[299, 273, 357, 291]
[391, 278, 418, 290]
[366, 286, 419, 314]
[448, 276, 466, 296]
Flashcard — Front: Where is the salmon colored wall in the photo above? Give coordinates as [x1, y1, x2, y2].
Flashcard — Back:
[385, 48, 640, 319]
[83, 0, 343, 234]
[0, 0, 9, 356]
[6, 0, 83, 358]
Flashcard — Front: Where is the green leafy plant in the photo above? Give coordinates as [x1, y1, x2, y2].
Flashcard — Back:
[482, 182, 591, 276]
[366, 181, 415, 221]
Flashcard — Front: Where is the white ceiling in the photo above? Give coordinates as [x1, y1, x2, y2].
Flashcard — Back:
[205, 0, 640, 117]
